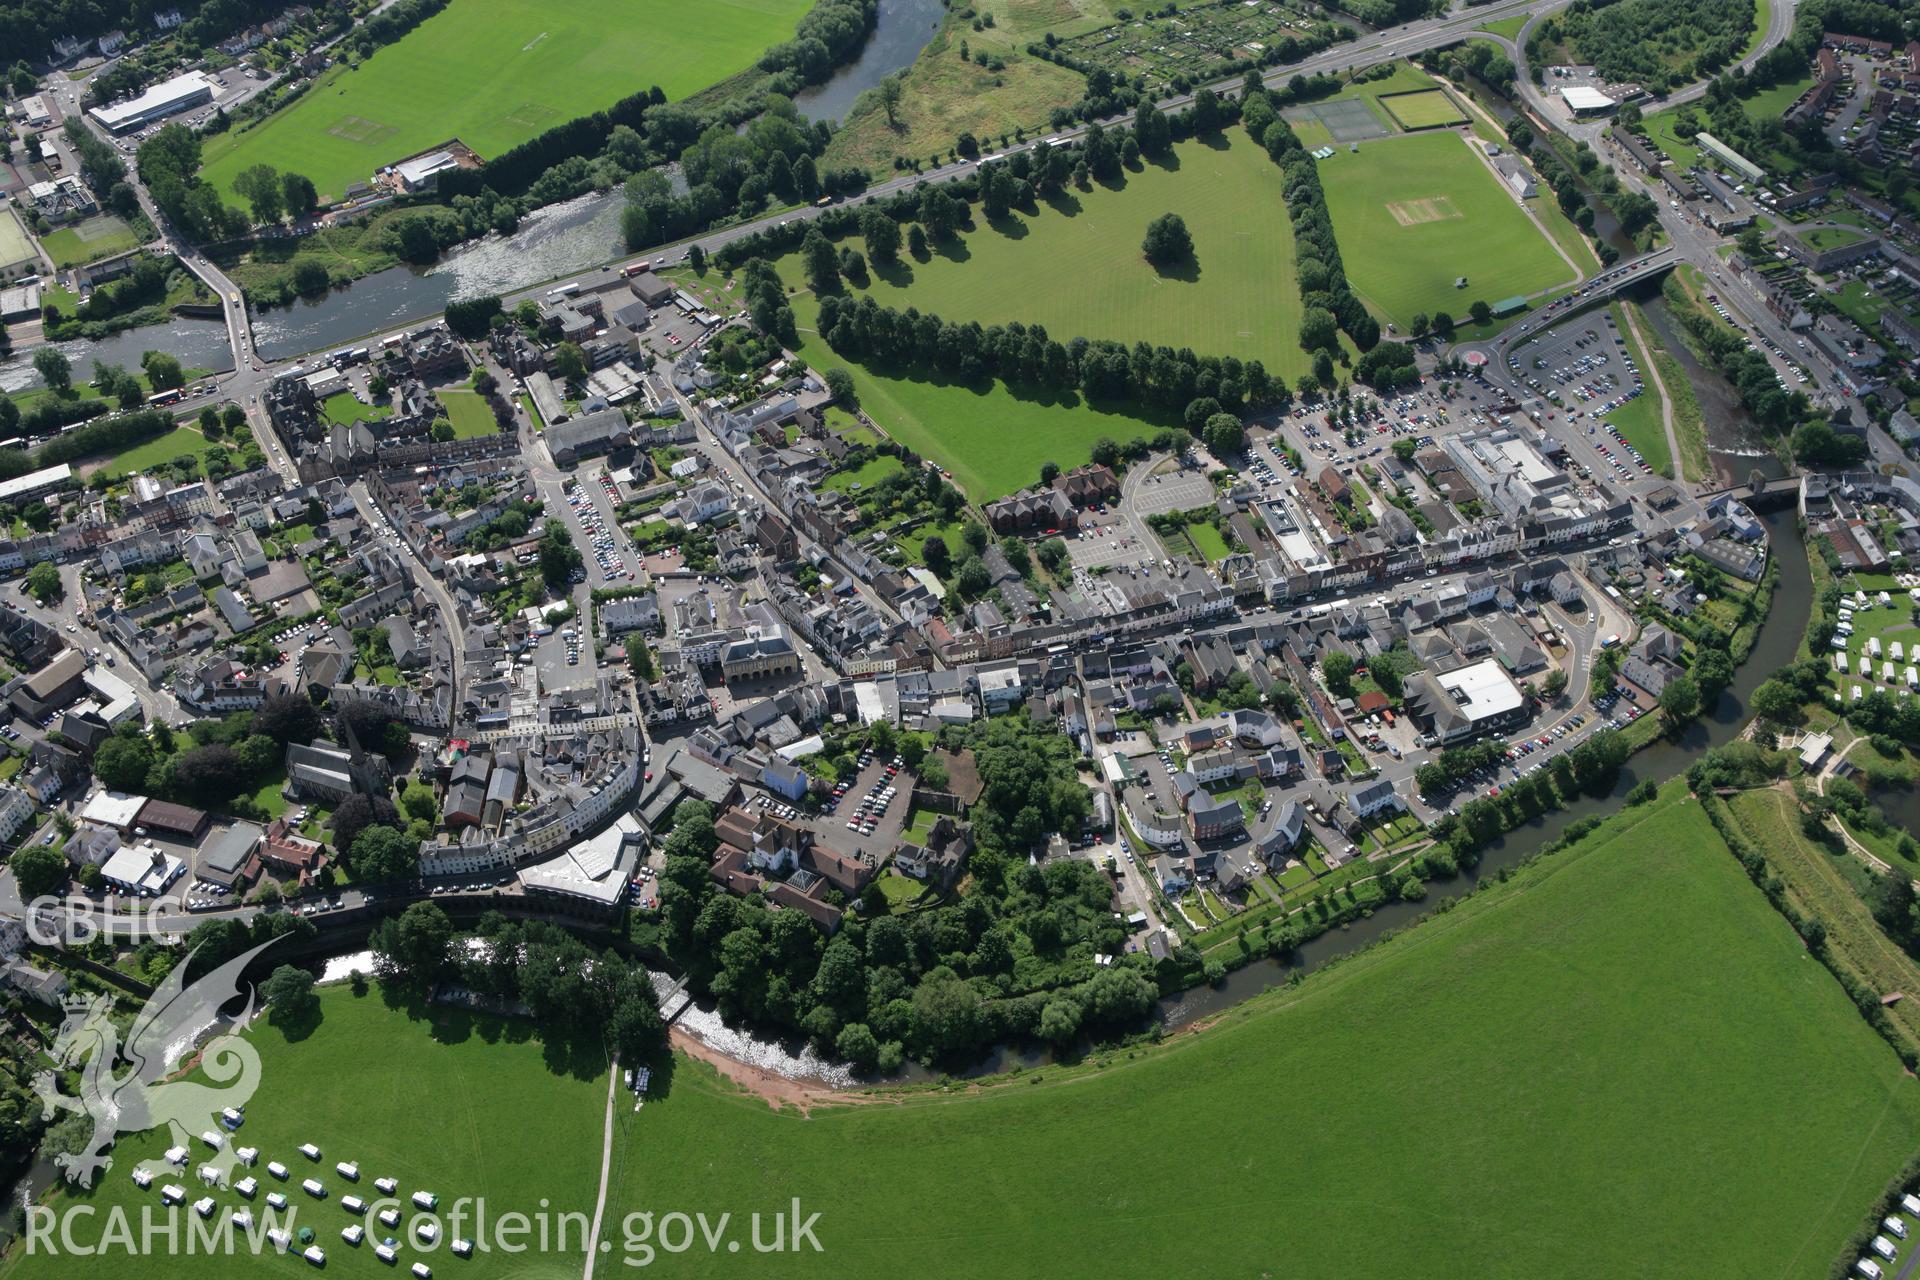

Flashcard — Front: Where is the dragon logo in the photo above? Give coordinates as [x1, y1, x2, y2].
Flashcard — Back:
[32, 939, 278, 1188]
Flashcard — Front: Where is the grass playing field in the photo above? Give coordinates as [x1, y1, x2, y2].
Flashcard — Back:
[199, 0, 812, 204]
[810, 132, 1308, 383]
[1320, 130, 1577, 330]
[435, 387, 499, 439]
[787, 289, 1174, 501]
[1377, 88, 1468, 130]
[599, 786, 1920, 1278]
[4, 987, 609, 1280]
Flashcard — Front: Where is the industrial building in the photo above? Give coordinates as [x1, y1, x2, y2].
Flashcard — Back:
[88, 70, 217, 134]
[1559, 85, 1617, 116]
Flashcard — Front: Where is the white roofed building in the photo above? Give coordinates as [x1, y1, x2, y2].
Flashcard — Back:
[89, 71, 217, 133]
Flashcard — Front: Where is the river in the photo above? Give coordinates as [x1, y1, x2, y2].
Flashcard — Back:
[1635, 286, 1788, 486]
[793, 0, 947, 123]
[3, 0, 947, 382]
[1159, 509, 1812, 1030]
[0, 512, 1812, 1150]
[251, 187, 636, 361]
[0, 316, 235, 395]
[243, 0, 954, 356]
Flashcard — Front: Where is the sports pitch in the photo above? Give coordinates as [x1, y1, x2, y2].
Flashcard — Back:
[1303, 96, 1390, 142]
[199, 0, 811, 204]
[816, 133, 1310, 380]
[1378, 87, 1468, 130]
[606, 787, 1920, 1277]
[1320, 131, 1577, 329]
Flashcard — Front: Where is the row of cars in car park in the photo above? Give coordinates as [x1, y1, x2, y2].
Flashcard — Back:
[1592, 419, 1653, 478]
[565, 480, 629, 582]
[1479, 710, 1625, 796]
[271, 620, 321, 670]
[832, 751, 904, 836]
[750, 792, 801, 820]
[1592, 686, 1643, 728]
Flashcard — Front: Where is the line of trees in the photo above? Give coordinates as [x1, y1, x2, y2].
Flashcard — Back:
[1244, 84, 1396, 391]
[619, 98, 867, 256]
[755, 0, 878, 86]
[336, 0, 449, 60]
[369, 903, 666, 1060]
[0, 405, 178, 481]
[136, 124, 249, 244]
[1659, 273, 1825, 440]
[1426, 729, 1632, 855]
[60, 119, 140, 222]
[814, 290, 1280, 416]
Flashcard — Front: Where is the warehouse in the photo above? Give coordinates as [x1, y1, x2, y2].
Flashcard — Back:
[89, 70, 217, 134]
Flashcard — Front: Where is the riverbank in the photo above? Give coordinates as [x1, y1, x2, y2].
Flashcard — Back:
[37, 257, 216, 345]
[610, 780, 1920, 1280]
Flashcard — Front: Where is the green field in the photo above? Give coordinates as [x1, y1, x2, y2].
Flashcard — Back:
[436, 387, 499, 439]
[1185, 520, 1230, 561]
[37, 215, 142, 268]
[320, 391, 389, 426]
[788, 289, 1173, 500]
[1642, 69, 1809, 175]
[1727, 786, 1920, 1058]
[599, 787, 1920, 1276]
[1477, 13, 1529, 39]
[94, 425, 213, 480]
[1742, 72, 1815, 123]
[1803, 225, 1873, 252]
[816, 132, 1308, 381]
[4, 986, 608, 1280]
[820, 453, 905, 495]
[1320, 131, 1577, 329]
[199, 0, 813, 204]
[1378, 88, 1467, 130]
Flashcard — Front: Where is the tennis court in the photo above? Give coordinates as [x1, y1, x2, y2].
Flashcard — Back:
[1305, 97, 1392, 143]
